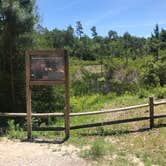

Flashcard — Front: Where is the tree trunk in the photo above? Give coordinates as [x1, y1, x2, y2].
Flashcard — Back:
[8, 1, 16, 112]
[9, 42, 16, 111]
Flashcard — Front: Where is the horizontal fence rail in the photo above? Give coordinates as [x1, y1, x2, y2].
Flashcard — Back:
[0, 100, 165, 118]
[70, 103, 149, 117]
[0, 113, 27, 117]
[154, 101, 166, 106]
[0, 112, 64, 117]
[32, 113, 64, 117]
[0, 97, 166, 134]
[70, 113, 166, 130]
[30, 113, 166, 131]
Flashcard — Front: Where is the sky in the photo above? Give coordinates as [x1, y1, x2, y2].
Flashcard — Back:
[36, 0, 166, 37]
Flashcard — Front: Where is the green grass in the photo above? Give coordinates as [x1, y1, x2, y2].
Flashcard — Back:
[80, 139, 109, 160]
[68, 91, 166, 165]
[6, 120, 25, 139]
[70, 127, 166, 165]
[3, 90, 166, 166]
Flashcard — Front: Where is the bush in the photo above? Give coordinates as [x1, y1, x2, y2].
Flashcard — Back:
[70, 68, 103, 96]
[154, 87, 166, 99]
[110, 80, 139, 95]
[140, 62, 160, 87]
[137, 89, 150, 99]
[157, 60, 166, 86]
[31, 86, 65, 126]
[82, 139, 108, 159]
[7, 120, 25, 139]
[32, 86, 65, 113]
[71, 80, 91, 96]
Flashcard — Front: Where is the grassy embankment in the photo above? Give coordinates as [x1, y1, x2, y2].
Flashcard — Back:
[3, 57, 166, 165]
[5, 92, 166, 165]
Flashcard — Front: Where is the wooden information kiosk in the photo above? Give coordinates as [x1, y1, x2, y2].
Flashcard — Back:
[25, 50, 70, 139]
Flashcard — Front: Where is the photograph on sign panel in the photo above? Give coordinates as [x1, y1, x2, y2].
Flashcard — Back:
[30, 55, 65, 81]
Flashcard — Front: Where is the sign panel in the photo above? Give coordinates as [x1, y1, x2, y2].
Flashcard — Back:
[25, 50, 70, 139]
[30, 55, 65, 81]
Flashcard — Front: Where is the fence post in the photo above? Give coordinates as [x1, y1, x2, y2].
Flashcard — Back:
[64, 51, 70, 139]
[26, 50, 32, 140]
[149, 97, 154, 128]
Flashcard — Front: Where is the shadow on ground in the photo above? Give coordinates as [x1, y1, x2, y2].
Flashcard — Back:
[21, 135, 69, 144]
[78, 123, 166, 137]
[1, 124, 165, 144]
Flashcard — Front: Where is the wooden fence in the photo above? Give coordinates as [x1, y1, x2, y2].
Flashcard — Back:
[0, 97, 166, 138]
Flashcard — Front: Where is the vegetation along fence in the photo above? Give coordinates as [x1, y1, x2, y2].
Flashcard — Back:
[0, 97, 166, 138]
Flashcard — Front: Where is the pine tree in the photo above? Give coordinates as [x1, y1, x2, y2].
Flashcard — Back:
[108, 30, 118, 41]
[150, 24, 160, 61]
[0, 0, 37, 112]
[76, 21, 84, 38]
[91, 26, 97, 39]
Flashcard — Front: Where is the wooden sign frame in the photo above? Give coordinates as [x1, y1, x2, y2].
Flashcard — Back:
[26, 50, 70, 139]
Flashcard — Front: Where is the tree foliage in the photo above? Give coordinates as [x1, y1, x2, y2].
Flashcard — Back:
[0, 0, 37, 113]
[0, 3, 166, 119]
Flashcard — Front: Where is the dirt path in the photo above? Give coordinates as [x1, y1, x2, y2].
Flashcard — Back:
[0, 138, 87, 166]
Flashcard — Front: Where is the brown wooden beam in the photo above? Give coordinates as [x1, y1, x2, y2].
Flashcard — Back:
[30, 81, 65, 86]
[69, 104, 149, 117]
[149, 97, 154, 128]
[154, 101, 166, 106]
[64, 51, 70, 138]
[70, 116, 150, 130]
[28, 50, 65, 56]
[26, 50, 32, 140]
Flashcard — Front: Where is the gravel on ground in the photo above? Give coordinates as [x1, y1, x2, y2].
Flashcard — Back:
[0, 137, 87, 166]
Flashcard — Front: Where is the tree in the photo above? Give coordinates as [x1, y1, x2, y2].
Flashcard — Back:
[149, 24, 160, 61]
[65, 25, 74, 47]
[91, 26, 97, 39]
[108, 30, 118, 41]
[160, 29, 166, 49]
[0, 0, 37, 112]
[153, 24, 160, 39]
[123, 32, 132, 65]
[76, 21, 84, 38]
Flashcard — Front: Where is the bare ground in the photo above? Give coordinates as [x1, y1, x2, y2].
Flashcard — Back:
[0, 137, 87, 166]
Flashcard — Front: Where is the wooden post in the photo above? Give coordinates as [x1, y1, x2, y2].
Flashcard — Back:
[149, 97, 154, 128]
[64, 51, 70, 138]
[26, 50, 32, 140]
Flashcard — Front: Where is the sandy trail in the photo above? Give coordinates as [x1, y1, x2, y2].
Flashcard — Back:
[0, 138, 87, 166]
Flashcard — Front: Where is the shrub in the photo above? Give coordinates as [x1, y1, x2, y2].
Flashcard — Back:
[137, 89, 150, 99]
[154, 87, 166, 99]
[71, 80, 90, 96]
[140, 62, 160, 87]
[110, 80, 139, 95]
[32, 86, 65, 113]
[82, 139, 108, 159]
[7, 120, 25, 139]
